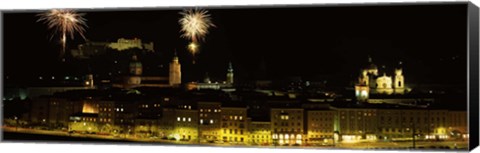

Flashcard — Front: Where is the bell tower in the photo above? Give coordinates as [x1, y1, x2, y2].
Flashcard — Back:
[169, 51, 182, 86]
[226, 62, 234, 84]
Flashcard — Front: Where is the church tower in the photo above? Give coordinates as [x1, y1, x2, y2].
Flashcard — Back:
[358, 69, 369, 86]
[226, 62, 234, 84]
[394, 61, 405, 94]
[169, 52, 181, 86]
[129, 54, 143, 76]
[126, 54, 143, 87]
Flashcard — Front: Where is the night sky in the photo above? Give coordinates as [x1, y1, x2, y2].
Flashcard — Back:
[3, 3, 468, 85]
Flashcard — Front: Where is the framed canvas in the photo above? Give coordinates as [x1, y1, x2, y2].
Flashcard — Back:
[1, 0, 479, 152]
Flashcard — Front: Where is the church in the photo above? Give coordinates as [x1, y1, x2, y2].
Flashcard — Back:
[112, 52, 181, 89]
[354, 56, 408, 101]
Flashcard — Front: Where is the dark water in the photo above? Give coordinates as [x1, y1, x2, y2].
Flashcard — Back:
[2, 132, 200, 147]
[2, 132, 134, 144]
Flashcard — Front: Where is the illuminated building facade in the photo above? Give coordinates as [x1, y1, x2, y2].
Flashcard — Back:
[337, 108, 378, 142]
[355, 57, 407, 101]
[306, 109, 336, 145]
[185, 62, 235, 90]
[271, 108, 304, 146]
[68, 113, 99, 133]
[174, 108, 199, 141]
[221, 107, 248, 144]
[108, 38, 154, 52]
[71, 38, 154, 59]
[23, 88, 468, 146]
[198, 102, 222, 142]
[158, 108, 176, 139]
[134, 100, 163, 138]
[97, 101, 115, 130]
[448, 111, 468, 136]
[30, 98, 84, 127]
[427, 110, 449, 139]
[248, 121, 272, 145]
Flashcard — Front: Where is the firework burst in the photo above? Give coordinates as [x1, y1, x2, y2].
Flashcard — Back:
[179, 8, 215, 43]
[179, 8, 215, 63]
[37, 9, 87, 61]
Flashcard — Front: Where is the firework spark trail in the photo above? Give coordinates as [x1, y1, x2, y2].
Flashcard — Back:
[37, 9, 87, 61]
[179, 8, 215, 60]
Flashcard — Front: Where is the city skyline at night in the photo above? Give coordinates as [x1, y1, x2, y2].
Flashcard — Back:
[2, 3, 472, 151]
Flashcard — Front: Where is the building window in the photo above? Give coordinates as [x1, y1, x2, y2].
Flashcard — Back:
[177, 117, 181, 121]
[210, 119, 214, 124]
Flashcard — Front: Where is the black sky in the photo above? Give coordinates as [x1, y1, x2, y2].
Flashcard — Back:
[3, 3, 468, 85]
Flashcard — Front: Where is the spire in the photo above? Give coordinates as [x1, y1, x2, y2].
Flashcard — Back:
[396, 61, 403, 69]
[173, 49, 179, 62]
[228, 61, 233, 73]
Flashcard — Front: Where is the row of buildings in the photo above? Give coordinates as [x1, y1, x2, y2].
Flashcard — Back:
[27, 90, 468, 146]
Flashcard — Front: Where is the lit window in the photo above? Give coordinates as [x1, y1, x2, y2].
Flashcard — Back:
[177, 117, 181, 121]
[121, 108, 124, 112]
[188, 118, 191, 122]
[210, 119, 214, 124]
[239, 116, 243, 120]
[234, 116, 238, 120]
[183, 117, 186, 122]
[200, 119, 203, 124]
[200, 109, 203, 112]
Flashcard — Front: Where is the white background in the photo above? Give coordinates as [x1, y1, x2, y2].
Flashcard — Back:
[1, 0, 479, 153]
